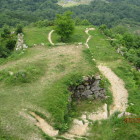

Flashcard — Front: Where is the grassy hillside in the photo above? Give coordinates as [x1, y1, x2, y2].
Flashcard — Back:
[0, 26, 107, 139]
[87, 28, 140, 140]
[0, 25, 140, 140]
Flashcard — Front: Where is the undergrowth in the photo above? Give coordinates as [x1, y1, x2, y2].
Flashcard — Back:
[0, 60, 47, 85]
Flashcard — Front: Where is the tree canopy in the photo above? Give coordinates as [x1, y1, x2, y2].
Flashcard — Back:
[55, 12, 75, 42]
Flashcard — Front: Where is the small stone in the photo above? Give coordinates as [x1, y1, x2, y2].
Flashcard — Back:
[99, 89, 106, 94]
[124, 112, 133, 116]
[130, 103, 134, 106]
[9, 71, 14, 76]
[94, 91, 100, 99]
[87, 95, 94, 99]
[78, 42, 82, 45]
[95, 75, 101, 80]
[99, 93, 106, 99]
[91, 86, 101, 92]
[77, 85, 85, 90]
[73, 119, 83, 125]
[84, 82, 89, 86]
[86, 86, 90, 90]
[81, 90, 93, 97]
[92, 80, 100, 87]
[118, 112, 125, 118]
[81, 115, 87, 120]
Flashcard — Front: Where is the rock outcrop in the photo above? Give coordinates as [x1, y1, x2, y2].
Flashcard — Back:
[69, 75, 106, 100]
[16, 33, 28, 51]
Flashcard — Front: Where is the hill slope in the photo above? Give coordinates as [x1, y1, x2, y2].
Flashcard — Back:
[0, 26, 140, 140]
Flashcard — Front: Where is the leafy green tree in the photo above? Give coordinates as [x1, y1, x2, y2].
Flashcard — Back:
[99, 24, 107, 32]
[55, 11, 75, 42]
[1, 25, 11, 38]
[16, 24, 23, 34]
[6, 39, 16, 50]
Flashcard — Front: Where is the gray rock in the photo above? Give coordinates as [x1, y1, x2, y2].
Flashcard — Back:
[118, 112, 125, 118]
[94, 91, 100, 99]
[86, 86, 90, 90]
[75, 91, 81, 98]
[92, 80, 100, 87]
[91, 86, 101, 92]
[99, 89, 106, 94]
[118, 112, 135, 118]
[81, 90, 93, 96]
[95, 75, 101, 80]
[84, 82, 89, 86]
[87, 95, 94, 99]
[77, 85, 85, 90]
[99, 93, 106, 99]
[83, 76, 89, 81]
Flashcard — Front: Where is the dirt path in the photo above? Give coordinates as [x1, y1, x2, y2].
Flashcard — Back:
[85, 28, 95, 48]
[98, 65, 128, 115]
[30, 112, 58, 137]
[63, 104, 108, 139]
[85, 28, 128, 115]
[48, 30, 55, 45]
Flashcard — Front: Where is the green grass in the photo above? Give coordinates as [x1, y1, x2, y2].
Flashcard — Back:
[88, 27, 140, 115]
[36, 48, 112, 133]
[24, 27, 52, 47]
[88, 113, 140, 140]
[87, 26, 140, 139]
[0, 25, 140, 139]
[0, 60, 47, 85]
[1, 31, 109, 139]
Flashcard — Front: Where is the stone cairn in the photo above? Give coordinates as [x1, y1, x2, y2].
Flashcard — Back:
[16, 33, 28, 51]
[69, 75, 106, 100]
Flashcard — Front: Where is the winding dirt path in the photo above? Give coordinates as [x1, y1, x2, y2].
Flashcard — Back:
[30, 112, 58, 137]
[85, 28, 95, 48]
[85, 28, 128, 115]
[98, 65, 128, 115]
[48, 30, 55, 46]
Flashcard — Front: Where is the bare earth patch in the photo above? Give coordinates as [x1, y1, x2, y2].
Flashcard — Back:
[30, 112, 59, 137]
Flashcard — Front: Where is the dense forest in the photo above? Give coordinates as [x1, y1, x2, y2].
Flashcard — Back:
[0, 0, 140, 28]
[0, 0, 140, 67]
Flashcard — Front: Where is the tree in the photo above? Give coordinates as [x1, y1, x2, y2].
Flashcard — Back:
[1, 25, 11, 38]
[6, 39, 16, 50]
[55, 11, 75, 42]
[16, 24, 23, 34]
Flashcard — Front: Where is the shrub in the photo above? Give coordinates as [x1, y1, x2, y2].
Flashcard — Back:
[16, 24, 23, 34]
[6, 39, 16, 50]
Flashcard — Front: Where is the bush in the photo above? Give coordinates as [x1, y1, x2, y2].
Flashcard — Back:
[16, 24, 23, 34]
[55, 11, 75, 42]
[1, 25, 10, 38]
[135, 58, 140, 68]
[6, 39, 16, 50]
